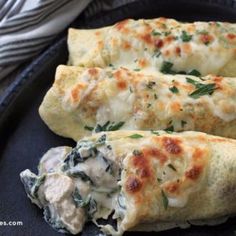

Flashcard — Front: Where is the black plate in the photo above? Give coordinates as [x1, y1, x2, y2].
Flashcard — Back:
[1, 0, 236, 235]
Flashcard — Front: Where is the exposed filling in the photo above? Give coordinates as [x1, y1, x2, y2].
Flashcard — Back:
[20, 131, 209, 235]
[20, 136, 124, 235]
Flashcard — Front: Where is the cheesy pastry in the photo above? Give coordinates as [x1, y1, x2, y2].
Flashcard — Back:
[20, 130, 236, 235]
[39, 65, 236, 140]
[68, 17, 236, 76]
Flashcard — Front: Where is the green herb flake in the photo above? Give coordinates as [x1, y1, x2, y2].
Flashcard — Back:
[164, 31, 171, 36]
[108, 121, 125, 131]
[189, 83, 217, 99]
[151, 30, 161, 36]
[95, 121, 125, 132]
[169, 86, 179, 94]
[146, 81, 156, 89]
[164, 125, 174, 133]
[133, 149, 143, 156]
[151, 130, 160, 136]
[188, 69, 201, 77]
[147, 103, 152, 108]
[134, 68, 141, 71]
[181, 30, 192, 42]
[181, 120, 187, 127]
[128, 134, 144, 139]
[109, 63, 114, 67]
[154, 93, 158, 99]
[84, 125, 94, 131]
[157, 178, 162, 183]
[186, 77, 203, 88]
[168, 164, 177, 172]
[161, 190, 169, 210]
[160, 61, 174, 74]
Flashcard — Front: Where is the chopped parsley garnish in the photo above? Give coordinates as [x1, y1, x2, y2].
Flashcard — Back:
[160, 61, 174, 74]
[181, 120, 187, 127]
[186, 77, 203, 88]
[151, 30, 161, 36]
[107, 121, 125, 131]
[154, 93, 158, 99]
[133, 149, 143, 156]
[181, 30, 192, 42]
[188, 69, 201, 77]
[128, 134, 143, 139]
[109, 63, 114, 67]
[164, 125, 174, 133]
[134, 68, 141, 71]
[168, 164, 177, 171]
[160, 62, 201, 77]
[189, 83, 217, 99]
[169, 86, 179, 94]
[84, 125, 94, 131]
[153, 51, 161, 58]
[151, 130, 160, 136]
[146, 81, 156, 89]
[147, 103, 152, 108]
[95, 121, 125, 132]
[164, 31, 171, 36]
[157, 178, 162, 183]
[161, 190, 169, 210]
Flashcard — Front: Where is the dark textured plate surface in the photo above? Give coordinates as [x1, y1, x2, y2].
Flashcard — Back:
[1, 0, 236, 235]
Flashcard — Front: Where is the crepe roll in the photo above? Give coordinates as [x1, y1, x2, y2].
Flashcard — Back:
[20, 130, 236, 235]
[39, 66, 236, 140]
[68, 17, 236, 76]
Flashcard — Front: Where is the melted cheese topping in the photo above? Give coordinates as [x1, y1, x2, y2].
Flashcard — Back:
[20, 131, 236, 235]
[68, 18, 236, 76]
[40, 66, 236, 140]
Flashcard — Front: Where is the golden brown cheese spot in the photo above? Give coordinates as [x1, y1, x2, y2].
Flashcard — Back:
[185, 165, 202, 180]
[95, 31, 101, 36]
[132, 154, 150, 178]
[200, 34, 214, 45]
[154, 39, 164, 48]
[192, 148, 204, 161]
[122, 40, 131, 50]
[115, 19, 130, 31]
[140, 33, 153, 45]
[138, 58, 148, 68]
[175, 46, 181, 56]
[170, 102, 181, 112]
[126, 176, 142, 193]
[117, 80, 127, 90]
[88, 68, 98, 77]
[227, 33, 236, 40]
[164, 182, 179, 193]
[163, 137, 182, 155]
[142, 147, 167, 164]
[70, 84, 86, 103]
[164, 35, 174, 44]
[114, 70, 128, 90]
[163, 49, 171, 57]
[182, 43, 192, 54]
[213, 76, 223, 83]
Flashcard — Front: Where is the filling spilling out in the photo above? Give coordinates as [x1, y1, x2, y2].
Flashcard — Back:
[20, 137, 125, 235]
[20, 131, 213, 235]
